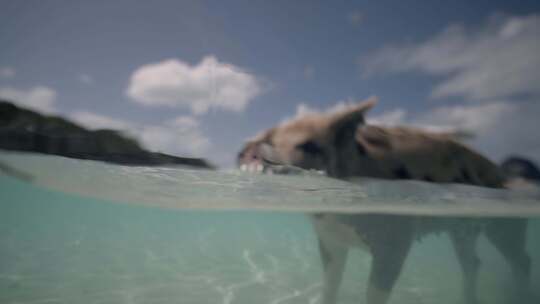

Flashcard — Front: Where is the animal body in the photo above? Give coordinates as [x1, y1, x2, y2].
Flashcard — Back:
[237, 98, 532, 304]
[502, 156, 540, 185]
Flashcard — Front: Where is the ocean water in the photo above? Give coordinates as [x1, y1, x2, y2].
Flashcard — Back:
[1, 151, 539, 304]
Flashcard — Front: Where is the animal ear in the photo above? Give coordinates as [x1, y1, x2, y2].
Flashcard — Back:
[328, 96, 378, 139]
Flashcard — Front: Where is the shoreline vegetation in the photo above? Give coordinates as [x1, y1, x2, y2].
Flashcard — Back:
[0, 100, 214, 169]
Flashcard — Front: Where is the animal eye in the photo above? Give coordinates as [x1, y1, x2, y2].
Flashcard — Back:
[297, 141, 323, 155]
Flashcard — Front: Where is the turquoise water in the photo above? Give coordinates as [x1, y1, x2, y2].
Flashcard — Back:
[1, 152, 540, 304]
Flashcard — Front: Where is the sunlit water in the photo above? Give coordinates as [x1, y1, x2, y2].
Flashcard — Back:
[1, 151, 539, 304]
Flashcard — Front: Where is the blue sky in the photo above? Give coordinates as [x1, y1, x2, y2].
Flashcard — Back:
[1, 0, 539, 167]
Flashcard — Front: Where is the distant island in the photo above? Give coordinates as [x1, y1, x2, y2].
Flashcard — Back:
[0, 100, 214, 169]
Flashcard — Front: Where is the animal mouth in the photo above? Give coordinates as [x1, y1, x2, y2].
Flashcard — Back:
[239, 157, 284, 174]
[239, 161, 265, 173]
[239, 157, 314, 176]
[238, 143, 284, 174]
[238, 143, 315, 175]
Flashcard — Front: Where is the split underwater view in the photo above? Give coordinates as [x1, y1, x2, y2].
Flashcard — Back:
[2, 1, 540, 304]
[1, 151, 539, 304]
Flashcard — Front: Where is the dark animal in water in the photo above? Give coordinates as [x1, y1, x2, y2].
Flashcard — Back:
[502, 156, 540, 182]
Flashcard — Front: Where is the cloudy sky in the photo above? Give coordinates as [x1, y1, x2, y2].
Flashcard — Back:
[1, 0, 539, 167]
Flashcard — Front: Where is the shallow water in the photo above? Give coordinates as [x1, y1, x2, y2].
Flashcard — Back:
[1, 151, 540, 304]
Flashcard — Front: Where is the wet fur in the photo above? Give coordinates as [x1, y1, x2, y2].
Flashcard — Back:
[237, 99, 532, 304]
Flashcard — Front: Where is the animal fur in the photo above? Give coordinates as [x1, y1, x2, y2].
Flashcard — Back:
[237, 98, 532, 304]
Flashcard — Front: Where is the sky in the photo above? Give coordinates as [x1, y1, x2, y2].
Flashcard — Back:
[1, 0, 539, 168]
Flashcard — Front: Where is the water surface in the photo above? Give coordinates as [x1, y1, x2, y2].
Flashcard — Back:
[1, 152, 539, 304]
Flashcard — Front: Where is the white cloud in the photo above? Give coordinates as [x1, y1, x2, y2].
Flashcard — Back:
[367, 109, 407, 126]
[417, 101, 539, 163]
[415, 102, 513, 133]
[0, 67, 15, 78]
[140, 117, 210, 156]
[69, 111, 210, 157]
[126, 56, 261, 115]
[367, 107, 478, 136]
[79, 74, 94, 85]
[293, 103, 318, 117]
[0, 86, 57, 114]
[362, 14, 540, 101]
[293, 99, 358, 118]
[70, 111, 132, 130]
[360, 14, 540, 163]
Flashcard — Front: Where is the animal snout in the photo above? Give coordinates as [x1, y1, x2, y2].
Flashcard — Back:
[237, 144, 265, 173]
[237, 143, 285, 174]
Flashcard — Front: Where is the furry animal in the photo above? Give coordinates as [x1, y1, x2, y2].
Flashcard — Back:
[502, 156, 540, 182]
[237, 98, 531, 304]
